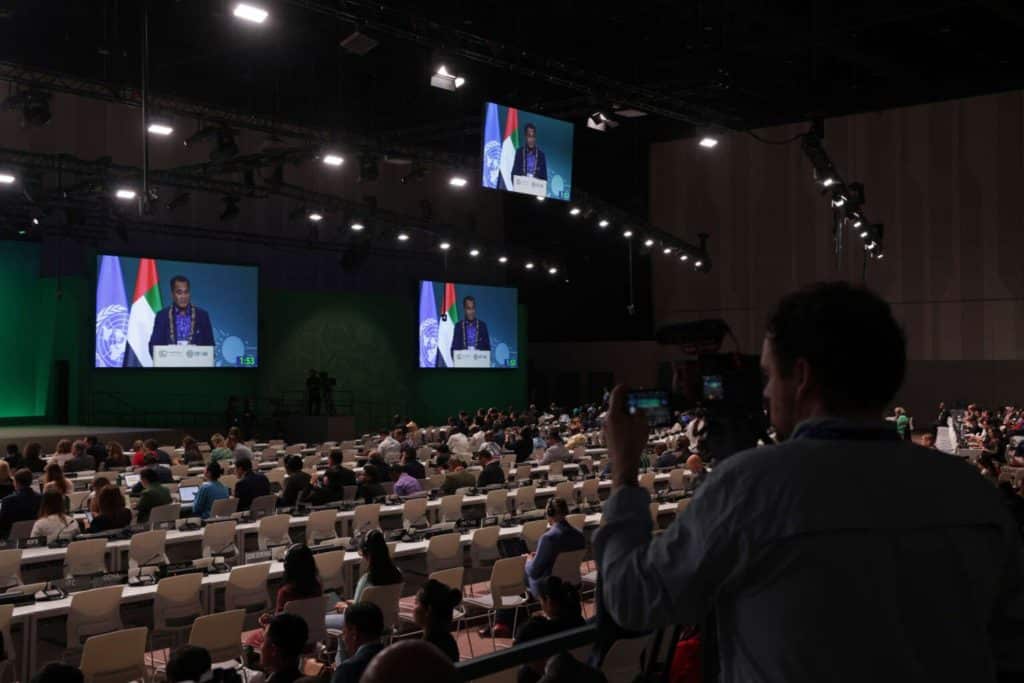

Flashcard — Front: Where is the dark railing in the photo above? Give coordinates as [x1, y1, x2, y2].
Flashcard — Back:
[454, 624, 602, 681]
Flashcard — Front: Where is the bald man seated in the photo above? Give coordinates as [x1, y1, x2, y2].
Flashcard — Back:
[360, 640, 456, 683]
[685, 454, 708, 492]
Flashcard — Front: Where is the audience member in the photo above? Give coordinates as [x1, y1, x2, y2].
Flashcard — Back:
[440, 459, 475, 495]
[31, 663, 84, 683]
[50, 439, 73, 467]
[525, 498, 585, 598]
[228, 434, 254, 462]
[594, 282, 1024, 680]
[893, 406, 911, 440]
[540, 434, 569, 465]
[322, 450, 357, 487]
[84, 476, 110, 514]
[193, 461, 230, 520]
[85, 436, 107, 469]
[0, 461, 13, 499]
[366, 451, 392, 483]
[245, 544, 322, 650]
[355, 464, 386, 504]
[261, 612, 309, 683]
[401, 445, 426, 479]
[181, 436, 204, 465]
[684, 454, 708, 492]
[86, 485, 132, 533]
[513, 427, 535, 463]
[31, 489, 80, 543]
[21, 442, 45, 473]
[43, 463, 70, 498]
[326, 530, 402, 643]
[413, 579, 462, 662]
[104, 441, 130, 468]
[279, 454, 311, 507]
[377, 429, 402, 460]
[391, 464, 423, 498]
[308, 467, 349, 506]
[514, 576, 586, 683]
[166, 645, 213, 683]
[652, 443, 677, 469]
[446, 430, 472, 459]
[3, 443, 21, 470]
[331, 602, 386, 683]
[475, 449, 506, 487]
[145, 438, 171, 465]
[209, 434, 233, 465]
[234, 457, 271, 511]
[359, 640, 456, 683]
[63, 440, 96, 473]
[130, 439, 147, 468]
[0, 468, 41, 538]
[136, 467, 172, 523]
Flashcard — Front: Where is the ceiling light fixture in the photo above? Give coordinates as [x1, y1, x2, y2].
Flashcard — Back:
[322, 154, 344, 167]
[469, 248, 480, 257]
[147, 123, 173, 136]
[698, 136, 719, 148]
[233, 3, 268, 23]
[598, 219, 609, 228]
[397, 232, 410, 242]
[439, 241, 451, 251]
[115, 189, 136, 200]
[498, 256, 508, 264]
[525, 262, 535, 270]
[644, 238, 655, 247]
[569, 207, 581, 216]
[449, 176, 468, 187]
[350, 222, 365, 231]
[0, 174, 15, 184]
[308, 212, 323, 222]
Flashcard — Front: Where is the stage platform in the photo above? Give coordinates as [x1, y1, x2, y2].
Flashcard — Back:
[0, 425, 182, 451]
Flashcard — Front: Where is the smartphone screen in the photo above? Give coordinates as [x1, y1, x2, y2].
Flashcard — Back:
[702, 375, 724, 401]
[626, 390, 671, 426]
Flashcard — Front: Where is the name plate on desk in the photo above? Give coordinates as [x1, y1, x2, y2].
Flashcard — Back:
[512, 175, 547, 197]
[453, 350, 490, 368]
[152, 345, 215, 368]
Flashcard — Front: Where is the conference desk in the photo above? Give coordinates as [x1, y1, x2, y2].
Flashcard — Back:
[9, 502, 682, 679]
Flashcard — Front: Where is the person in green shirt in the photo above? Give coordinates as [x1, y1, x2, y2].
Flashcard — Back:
[894, 407, 911, 440]
[440, 459, 476, 495]
[209, 433, 233, 466]
[136, 467, 172, 524]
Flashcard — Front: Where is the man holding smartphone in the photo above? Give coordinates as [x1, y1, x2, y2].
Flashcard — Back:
[594, 282, 1024, 681]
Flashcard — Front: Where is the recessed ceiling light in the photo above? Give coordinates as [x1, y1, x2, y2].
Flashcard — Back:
[308, 212, 323, 222]
[663, 247, 672, 254]
[536, 196, 545, 202]
[439, 241, 451, 251]
[350, 222, 365, 231]
[115, 189, 136, 200]
[233, 3, 268, 23]
[322, 154, 344, 167]
[699, 136, 718, 148]
[525, 262, 535, 270]
[469, 248, 480, 257]
[623, 230, 633, 238]
[644, 238, 654, 247]
[695, 260, 703, 267]
[147, 123, 174, 136]
[449, 176, 468, 187]
[498, 256, 508, 264]
[598, 219, 609, 228]
[680, 254, 689, 262]
[569, 207, 581, 216]
[0, 174, 15, 184]
[397, 232, 410, 242]
[548, 267, 558, 275]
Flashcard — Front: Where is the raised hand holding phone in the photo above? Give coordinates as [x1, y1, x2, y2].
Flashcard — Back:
[605, 385, 650, 490]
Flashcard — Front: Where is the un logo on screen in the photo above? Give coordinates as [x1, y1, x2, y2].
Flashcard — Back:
[419, 318, 438, 368]
[95, 304, 128, 368]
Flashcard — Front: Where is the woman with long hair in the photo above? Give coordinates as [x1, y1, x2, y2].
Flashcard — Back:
[22, 442, 45, 473]
[513, 576, 585, 683]
[0, 461, 13, 499]
[31, 489, 79, 543]
[87, 485, 132, 533]
[104, 441, 129, 468]
[85, 477, 110, 515]
[244, 544, 322, 650]
[181, 436, 204, 465]
[413, 579, 463, 661]
[43, 463, 69, 496]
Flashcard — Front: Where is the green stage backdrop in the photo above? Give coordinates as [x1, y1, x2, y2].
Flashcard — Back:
[0, 243, 526, 434]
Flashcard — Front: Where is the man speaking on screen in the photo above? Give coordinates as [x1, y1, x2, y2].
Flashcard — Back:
[148, 275, 215, 355]
[450, 296, 491, 356]
[511, 123, 547, 183]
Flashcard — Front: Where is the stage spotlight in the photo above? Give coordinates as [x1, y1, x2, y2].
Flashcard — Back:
[439, 241, 451, 251]
[866, 241, 877, 250]
[852, 219, 863, 228]
[860, 230, 869, 239]
[233, 3, 268, 23]
[877, 252, 885, 260]
[623, 229, 633, 238]
[449, 176, 468, 187]
[644, 238, 655, 247]
[548, 266, 558, 275]
[679, 254, 689, 262]
[0, 173, 15, 184]
[322, 153, 344, 167]
[525, 261, 535, 270]
[586, 112, 619, 132]
[498, 256, 508, 264]
[698, 136, 718, 148]
[32, 217, 39, 226]
[147, 123, 174, 136]
[469, 248, 480, 257]
[431, 65, 466, 91]
[695, 260, 704, 268]
[220, 196, 240, 221]
[115, 188, 136, 200]
[397, 232, 410, 242]
[308, 212, 323, 222]
[831, 191, 847, 207]
[350, 221, 365, 232]
[598, 219, 609, 228]
[662, 247, 672, 254]
[569, 207, 581, 216]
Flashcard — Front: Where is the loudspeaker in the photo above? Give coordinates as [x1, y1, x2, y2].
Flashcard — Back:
[54, 360, 69, 424]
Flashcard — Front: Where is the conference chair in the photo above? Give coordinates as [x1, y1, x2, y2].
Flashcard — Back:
[248, 494, 277, 519]
[306, 509, 339, 545]
[179, 476, 204, 488]
[485, 489, 508, 518]
[148, 502, 181, 528]
[639, 472, 657, 494]
[210, 496, 239, 517]
[515, 485, 537, 514]
[257, 513, 292, 550]
[151, 573, 204, 660]
[438, 494, 464, 524]
[284, 596, 329, 663]
[266, 468, 286, 491]
[171, 464, 190, 479]
[189, 609, 246, 664]
[668, 468, 686, 491]
[650, 502, 663, 534]
[64, 538, 108, 578]
[302, 454, 321, 472]
[550, 548, 586, 588]
[464, 556, 529, 651]
[361, 583, 404, 643]
[314, 550, 347, 595]
[520, 519, 548, 553]
[224, 562, 272, 627]
[512, 464, 532, 482]
[128, 529, 169, 570]
[548, 461, 564, 479]
[285, 444, 303, 455]
[7, 520, 36, 544]
[68, 490, 90, 512]
[202, 520, 239, 561]
[220, 474, 238, 490]
[64, 584, 125, 661]
[468, 525, 501, 588]
[566, 514, 586, 532]
[572, 445, 587, 461]
[580, 478, 600, 506]
[399, 566, 472, 656]
[402, 497, 429, 529]
[0, 549, 22, 592]
[554, 481, 576, 506]
[600, 635, 650, 681]
[425, 532, 462, 574]
[351, 503, 381, 537]
[79, 626, 148, 683]
[0, 604, 14, 682]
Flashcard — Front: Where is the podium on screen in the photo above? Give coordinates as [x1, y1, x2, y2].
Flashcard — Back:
[152, 345, 215, 368]
[453, 350, 491, 368]
[512, 176, 547, 197]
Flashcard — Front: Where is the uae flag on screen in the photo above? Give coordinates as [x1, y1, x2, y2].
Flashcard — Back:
[499, 107, 520, 191]
[124, 258, 161, 367]
[436, 282, 458, 368]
